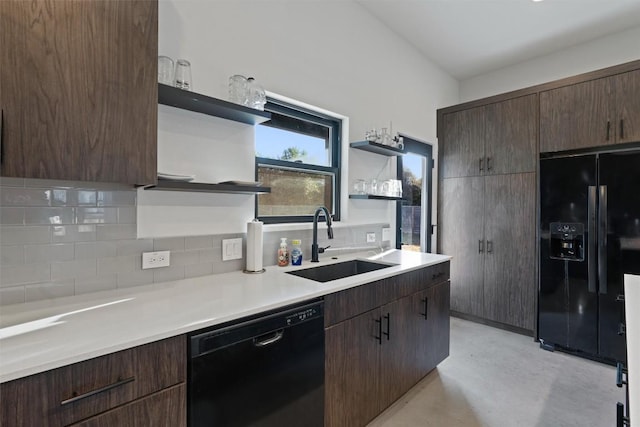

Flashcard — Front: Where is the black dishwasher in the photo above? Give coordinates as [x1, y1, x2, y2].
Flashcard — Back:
[188, 299, 324, 427]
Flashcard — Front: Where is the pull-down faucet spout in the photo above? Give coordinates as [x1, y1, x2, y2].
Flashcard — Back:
[311, 206, 333, 262]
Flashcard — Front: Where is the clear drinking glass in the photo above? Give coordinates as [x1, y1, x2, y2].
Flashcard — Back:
[158, 56, 174, 85]
[229, 74, 248, 105]
[174, 59, 192, 90]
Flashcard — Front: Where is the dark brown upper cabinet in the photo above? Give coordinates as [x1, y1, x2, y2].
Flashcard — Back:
[0, 0, 158, 185]
[441, 94, 537, 178]
[540, 69, 640, 153]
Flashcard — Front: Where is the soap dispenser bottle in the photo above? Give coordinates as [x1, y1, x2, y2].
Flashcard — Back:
[278, 238, 289, 267]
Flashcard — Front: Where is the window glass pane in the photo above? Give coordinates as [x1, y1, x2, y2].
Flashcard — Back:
[257, 166, 334, 217]
[255, 114, 331, 167]
[401, 153, 423, 252]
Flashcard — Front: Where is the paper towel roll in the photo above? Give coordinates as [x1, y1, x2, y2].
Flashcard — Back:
[246, 219, 264, 272]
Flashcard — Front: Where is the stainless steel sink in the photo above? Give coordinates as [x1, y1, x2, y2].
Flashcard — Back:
[286, 259, 394, 283]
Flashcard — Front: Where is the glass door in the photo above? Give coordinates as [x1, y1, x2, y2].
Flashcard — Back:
[396, 136, 434, 252]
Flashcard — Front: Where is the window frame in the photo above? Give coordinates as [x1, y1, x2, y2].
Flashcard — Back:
[255, 98, 342, 224]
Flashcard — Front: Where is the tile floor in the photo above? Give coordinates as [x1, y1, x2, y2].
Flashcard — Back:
[369, 317, 623, 427]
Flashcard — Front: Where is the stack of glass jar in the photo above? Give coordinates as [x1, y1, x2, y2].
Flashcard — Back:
[228, 75, 266, 110]
[353, 178, 402, 197]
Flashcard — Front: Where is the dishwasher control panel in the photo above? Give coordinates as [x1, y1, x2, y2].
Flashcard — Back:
[286, 305, 323, 325]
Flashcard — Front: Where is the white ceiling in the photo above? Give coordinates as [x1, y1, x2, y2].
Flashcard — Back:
[357, 0, 640, 80]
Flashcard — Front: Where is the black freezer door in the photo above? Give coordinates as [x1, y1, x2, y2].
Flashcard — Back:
[597, 151, 640, 362]
[539, 155, 598, 355]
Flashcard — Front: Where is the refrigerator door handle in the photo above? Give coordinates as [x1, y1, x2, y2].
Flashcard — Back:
[588, 186, 597, 293]
[598, 185, 608, 295]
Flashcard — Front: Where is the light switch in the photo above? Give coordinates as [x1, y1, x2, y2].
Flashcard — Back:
[222, 238, 243, 261]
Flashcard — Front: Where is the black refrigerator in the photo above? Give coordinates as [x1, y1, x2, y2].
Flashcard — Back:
[539, 149, 640, 363]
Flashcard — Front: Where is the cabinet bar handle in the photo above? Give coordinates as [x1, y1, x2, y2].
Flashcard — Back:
[487, 157, 492, 171]
[375, 317, 382, 345]
[620, 119, 624, 139]
[421, 298, 428, 320]
[479, 240, 484, 253]
[606, 120, 611, 141]
[479, 157, 484, 173]
[60, 376, 135, 406]
[487, 240, 493, 254]
[1, 109, 4, 165]
[383, 313, 390, 341]
[431, 271, 444, 280]
[616, 362, 627, 387]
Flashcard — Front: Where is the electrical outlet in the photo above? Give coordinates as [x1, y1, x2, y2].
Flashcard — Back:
[222, 238, 243, 261]
[382, 228, 391, 242]
[366, 232, 376, 243]
[142, 251, 170, 269]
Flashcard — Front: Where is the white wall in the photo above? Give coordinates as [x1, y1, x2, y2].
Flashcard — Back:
[138, 0, 458, 242]
[459, 26, 640, 103]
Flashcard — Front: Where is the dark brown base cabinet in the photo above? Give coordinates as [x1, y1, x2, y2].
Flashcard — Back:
[0, 336, 186, 427]
[324, 263, 451, 427]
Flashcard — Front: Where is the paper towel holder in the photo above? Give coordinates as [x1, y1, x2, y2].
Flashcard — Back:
[243, 268, 266, 274]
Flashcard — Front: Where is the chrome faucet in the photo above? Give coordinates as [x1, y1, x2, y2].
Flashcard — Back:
[311, 206, 333, 262]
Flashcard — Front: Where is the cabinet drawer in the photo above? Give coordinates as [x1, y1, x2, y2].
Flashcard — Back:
[325, 277, 391, 327]
[392, 262, 451, 300]
[1, 335, 186, 427]
[70, 383, 186, 427]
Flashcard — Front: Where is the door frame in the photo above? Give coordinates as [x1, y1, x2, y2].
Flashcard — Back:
[396, 134, 434, 252]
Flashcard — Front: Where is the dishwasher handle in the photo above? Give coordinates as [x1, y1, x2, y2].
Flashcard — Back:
[253, 330, 284, 347]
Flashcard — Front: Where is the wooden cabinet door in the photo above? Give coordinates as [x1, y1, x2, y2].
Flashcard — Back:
[325, 309, 381, 427]
[441, 106, 485, 178]
[70, 384, 186, 427]
[483, 173, 536, 330]
[441, 176, 485, 318]
[485, 95, 538, 174]
[539, 77, 613, 153]
[424, 281, 451, 373]
[378, 297, 420, 412]
[615, 69, 640, 144]
[0, 0, 157, 184]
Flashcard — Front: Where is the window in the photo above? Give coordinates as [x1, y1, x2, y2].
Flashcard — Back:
[255, 99, 341, 223]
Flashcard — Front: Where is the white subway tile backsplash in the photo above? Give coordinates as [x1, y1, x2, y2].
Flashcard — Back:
[0, 187, 51, 206]
[186, 235, 214, 249]
[97, 255, 137, 275]
[0, 286, 26, 305]
[52, 225, 96, 243]
[74, 241, 117, 259]
[0, 178, 390, 305]
[171, 250, 200, 266]
[25, 244, 75, 264]
[0, 207, 24, 225]
[117, 207, 136, 224]
[51, 259, 97, 281]
[1, 226, 51, 245]
[152, 265, 185, 283]
[75, 275, 117, 295]
[97, 191, 136, 207]
[96, 224, 136, 240]
[185, 263, 214, 278]
[76, 207, 118, 224]
[25, 281, 75, 302]
[0, 177, 25, 187]
[1, 246, 24, 265]
[117, 270, 154, 288]
[25, 207, 75, 225]
[154, 237, 185, 251]
[1, 264, 50, 286]
[116, 239, 153, 256]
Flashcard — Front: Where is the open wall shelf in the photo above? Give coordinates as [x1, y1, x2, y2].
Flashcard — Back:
[349, 194, 402, 201]
[144, 181, 271, 194]
[350, 140, 405, 156]
[158, 84, 271, 125]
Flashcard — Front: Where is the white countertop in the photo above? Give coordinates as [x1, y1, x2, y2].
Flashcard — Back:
[625, 274, 639, 427]
[0, 250, 450, 383]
